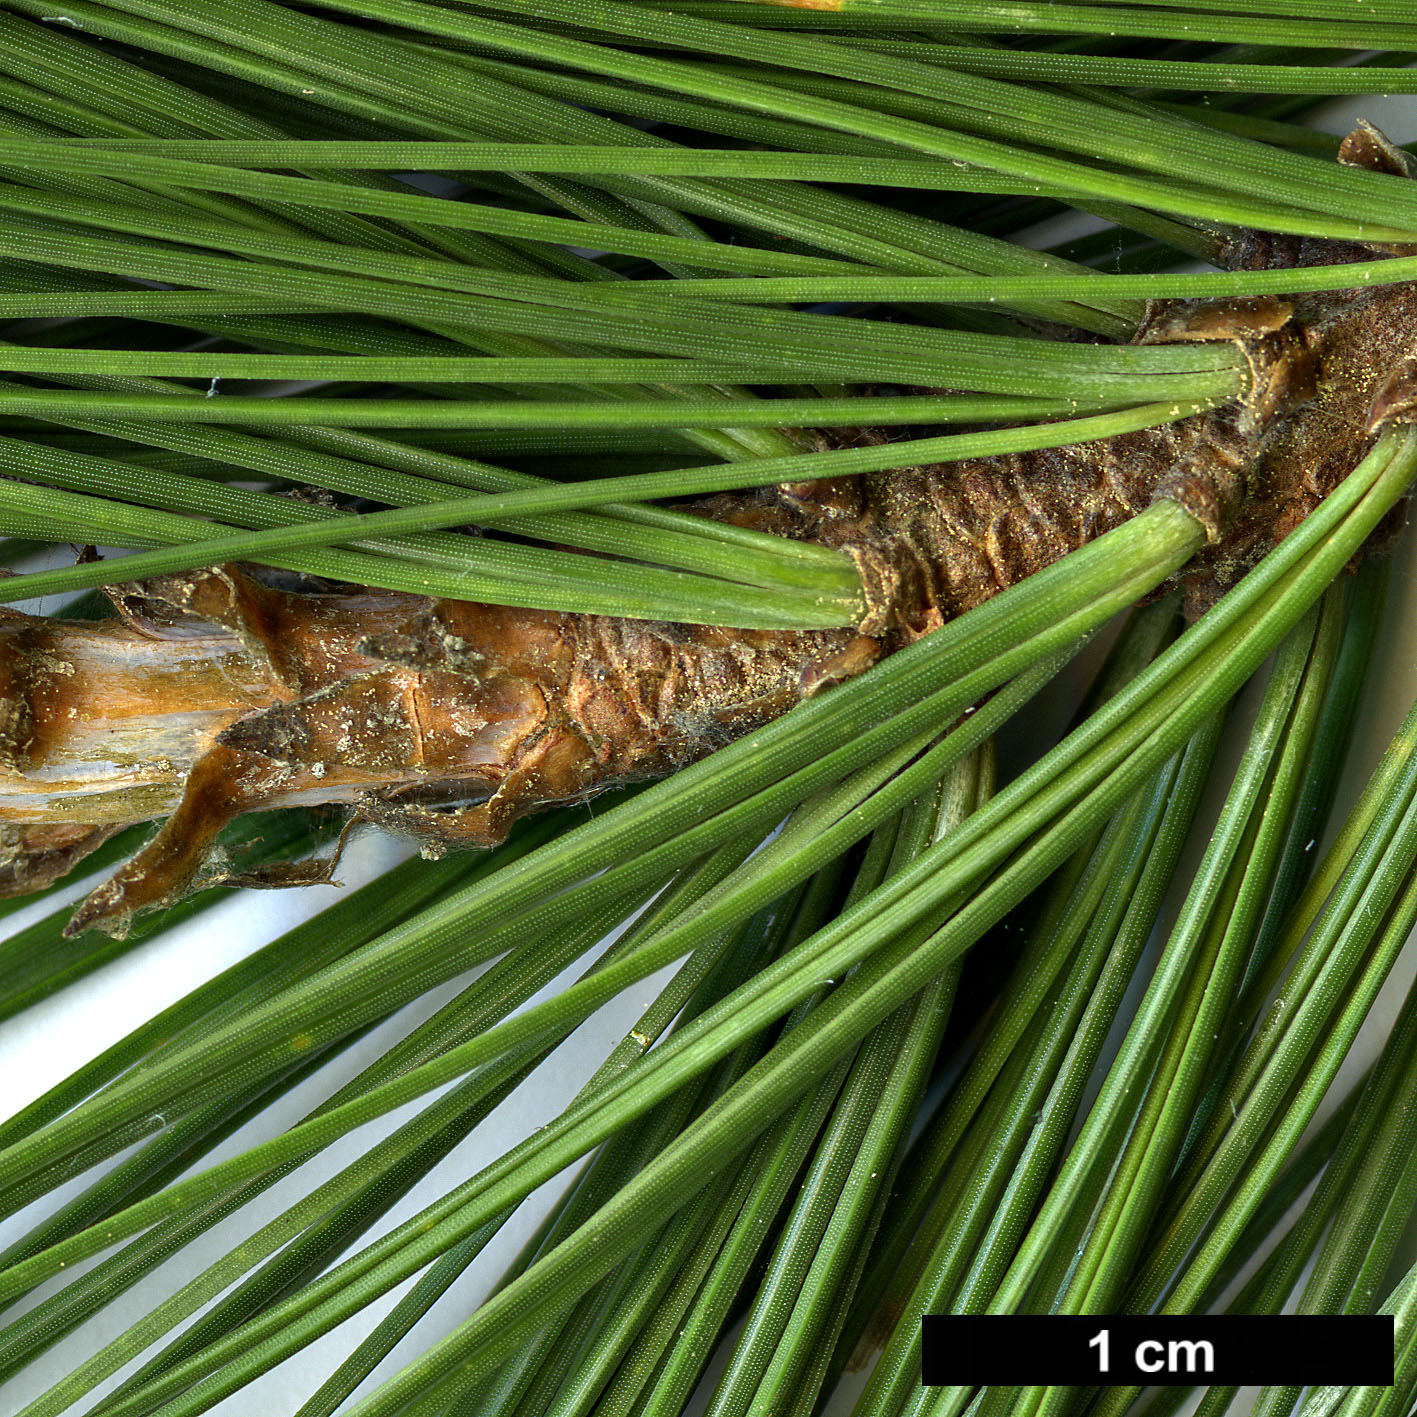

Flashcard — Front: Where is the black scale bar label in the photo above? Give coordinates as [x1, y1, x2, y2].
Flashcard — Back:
[921, 1315, 1395, 1387]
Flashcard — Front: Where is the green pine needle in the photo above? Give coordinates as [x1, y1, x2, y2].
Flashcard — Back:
[1, 7, 1416, 1417]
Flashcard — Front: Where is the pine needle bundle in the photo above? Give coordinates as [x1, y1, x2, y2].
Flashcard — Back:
[0, 2, 1416, 1413]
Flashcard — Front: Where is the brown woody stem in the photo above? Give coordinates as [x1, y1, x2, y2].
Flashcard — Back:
[5, 216, 1417, 934]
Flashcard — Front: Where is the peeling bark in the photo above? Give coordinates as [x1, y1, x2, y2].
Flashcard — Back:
[5, 134, 1417, 935]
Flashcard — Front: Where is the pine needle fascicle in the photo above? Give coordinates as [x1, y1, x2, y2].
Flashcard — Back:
[3, 5, 1417, 1416]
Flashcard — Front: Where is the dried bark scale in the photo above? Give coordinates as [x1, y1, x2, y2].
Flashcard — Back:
[4, 128, 1417, 936]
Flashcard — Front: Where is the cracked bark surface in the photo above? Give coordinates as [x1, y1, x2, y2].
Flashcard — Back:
[4, 128, 1417, 935]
